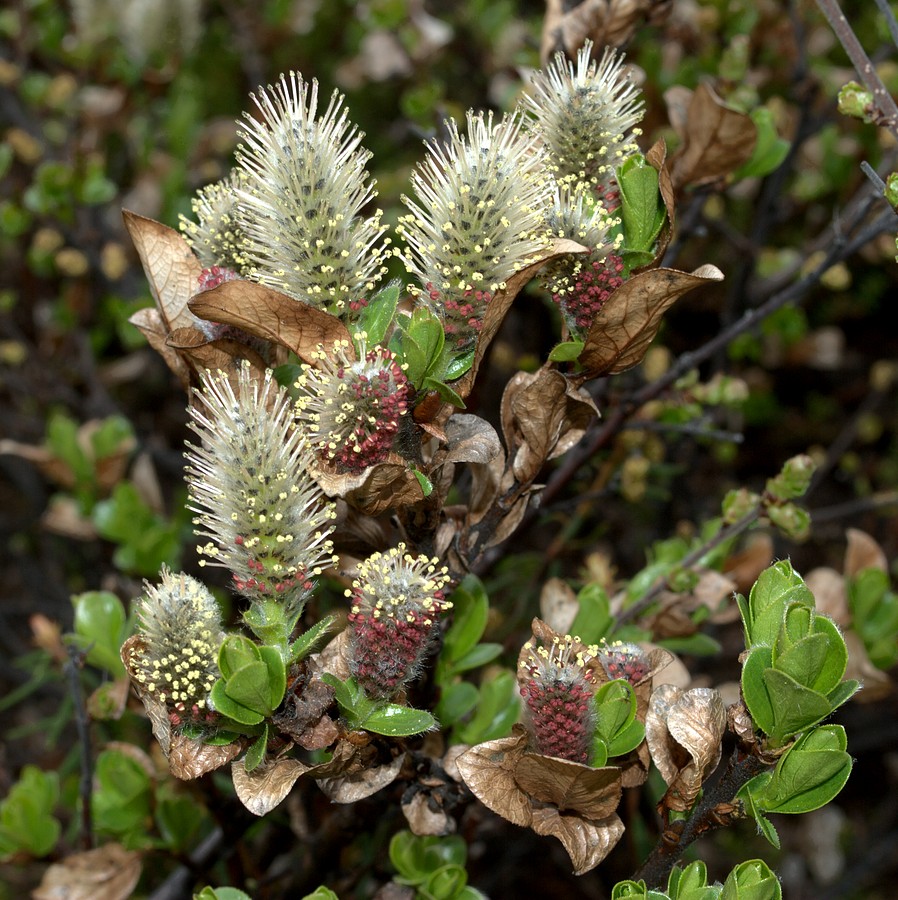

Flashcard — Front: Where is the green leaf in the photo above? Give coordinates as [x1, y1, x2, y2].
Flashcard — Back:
[548, 340, 585, 362]
[656, 633, 722, 657]
[194, 888, 253, 900]
[740, 647, 775, 735]
[742, 561, 814, 647]
[155, 789, 208, 853]
[412, 469, 434, 497]
[356, 280, 400, 345]
[444, 350, 475, 382]
[361, 703, 435, 737]
[442, 576, 490, 667]
[0, 766, 61, 859]
[617, 154, 666, 256]
[435, 681, 479, 725]
[734, 107, 790, 180]
[396, 330, 428, 387]
[244, 724, 269, 773]
[752, 725, 852, 814]
[570, 583, 613, 644]
[736, 777, 781, 849]
[258, 645, 287, 710]
[290, 615, 337, 663]
[761, 668, 835, 743]
[70, 590, 128, 676]
[607, 718, 646, 758]
[454, 670, 519, 744]
[421, 376, 466, 408]
[92, 749, 152, 839]
[209, 681, 265, 726]
[594, 680, 637, 744]
[406, 308, 445, 371]
[301, 888, 340, 900]
[218, 635, 262, 680]
[446, 642, 503, 674]
[425, 863, 468, 899]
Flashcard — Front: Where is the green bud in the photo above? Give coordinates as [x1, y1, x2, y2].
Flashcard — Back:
[766, 502, 811, 541]
[885, 172, 898, 209]
[722, 487, 761, 524]
[720, 859, 781, 900]
[837, 81, 874, 122]
[765, 454, 815, 501]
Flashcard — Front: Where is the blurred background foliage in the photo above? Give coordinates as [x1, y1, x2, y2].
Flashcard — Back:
[2, 0, 898, 898]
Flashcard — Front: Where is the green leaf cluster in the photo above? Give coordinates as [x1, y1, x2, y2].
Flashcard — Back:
[389, 831, 486, 900]
[92, 748, 153, 847]
[612, 859, 781, 900]
[434, 576, 517, 744]
[848, 567, 898, 670]
[590, 679, 646, 767]
[738, 561, 858, 746]
[210, 635, 286, 727]
[737, 725, 853, 848]
[0, 766, 61, 859]
[390, 306, 466, 406]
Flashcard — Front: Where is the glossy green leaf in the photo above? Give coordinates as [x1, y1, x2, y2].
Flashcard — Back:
[548, 340, 585, 362]
[444, 349, 475, 382]
[210, 681, 265, 726]
[742, 561, 814, 648]
[618, 154, 666, 255]
[412, 469, 434, 497]
[425, 863, 468, 899]
[435, 680, 479, 725]
[752, 725, 852, 814]
[356, 280, 400, 346]
[243, 724, 269, 773]
[761, 668, 835, 743]
[218, 635, 261, 680]
[594, 680, 637, 744]
[421, 375, 466, 408]
[740, 646, 775, 735]
[361, 703, 436, 737]
[71, 590, 128, 676]
[447, 642, 503, 674]
[733, 107, 790, 180]
[258, 644, 287, 710]
[442, 576, 490, 666]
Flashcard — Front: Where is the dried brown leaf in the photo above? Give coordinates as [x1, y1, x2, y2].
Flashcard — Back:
[166, 325, 269, 377]
[123, 210, 203, 333]
[188, 280, 351, 364]
[168, 733, 242, 780]
[665, 82, 758, 189]
[540, 0, 670, 63]
[455, 728, 532, 827]
[646, 684, 726, 811]
[313, 460, 424, 516]
[501, 368, 598, 484]
[805, 567, 850, 627]
[529, 807, 625, 876]
[402, 791, 456, 836]
[451, 240, 587, 403]
[540, 578, 580, 636]
[844, 528, 888, 577]
[643, 139, 676, 268]
[579, 265, 724, 376]
[32, 843, 141, 900]
[515, 753, 621, 819]
[128, 307, 191, 388]
[440, 414, 502, 467]
[317, 752, 405, 803]
[232, 757, 310, 816]
[844, 631, 892, 703]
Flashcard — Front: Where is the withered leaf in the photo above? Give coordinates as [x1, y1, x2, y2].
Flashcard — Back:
[844, 630, 892, 703]
[805, 567, 850, 627]
[32, 842, 141, 900]
[646, 684, 726, 811]
[455, 728, 532, 827]
[529, 807, 625, 876]
[188, 280, 351, 364]
[540, 0, 669, 64]
[643, 139, 676, 269]
[844, 527, 888, 577]
[317, 752, 405, 803]
[665, 82, 758, 190]
[313, 459, 424, 516]
[502, 368, 598, 483]
[232, 757, 310, 816]
[466, 454, 509, 526]
[539, 577, 580, 636]
[515, 753, 621, 820]
[166, 326, 269, 377]
[168, 733, 242, 780]
[402, 791, 456, 836]
[485, 487, 539, 550]
[452, 240, 587, 402]
[123, 210, 203, 333]
[440, 414, 502, 467]
[578, 265, 724, 376]
[128, 307, 192, 388]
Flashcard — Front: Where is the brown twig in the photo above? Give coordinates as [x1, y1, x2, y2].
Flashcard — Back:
[65, 646, 94, 851]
